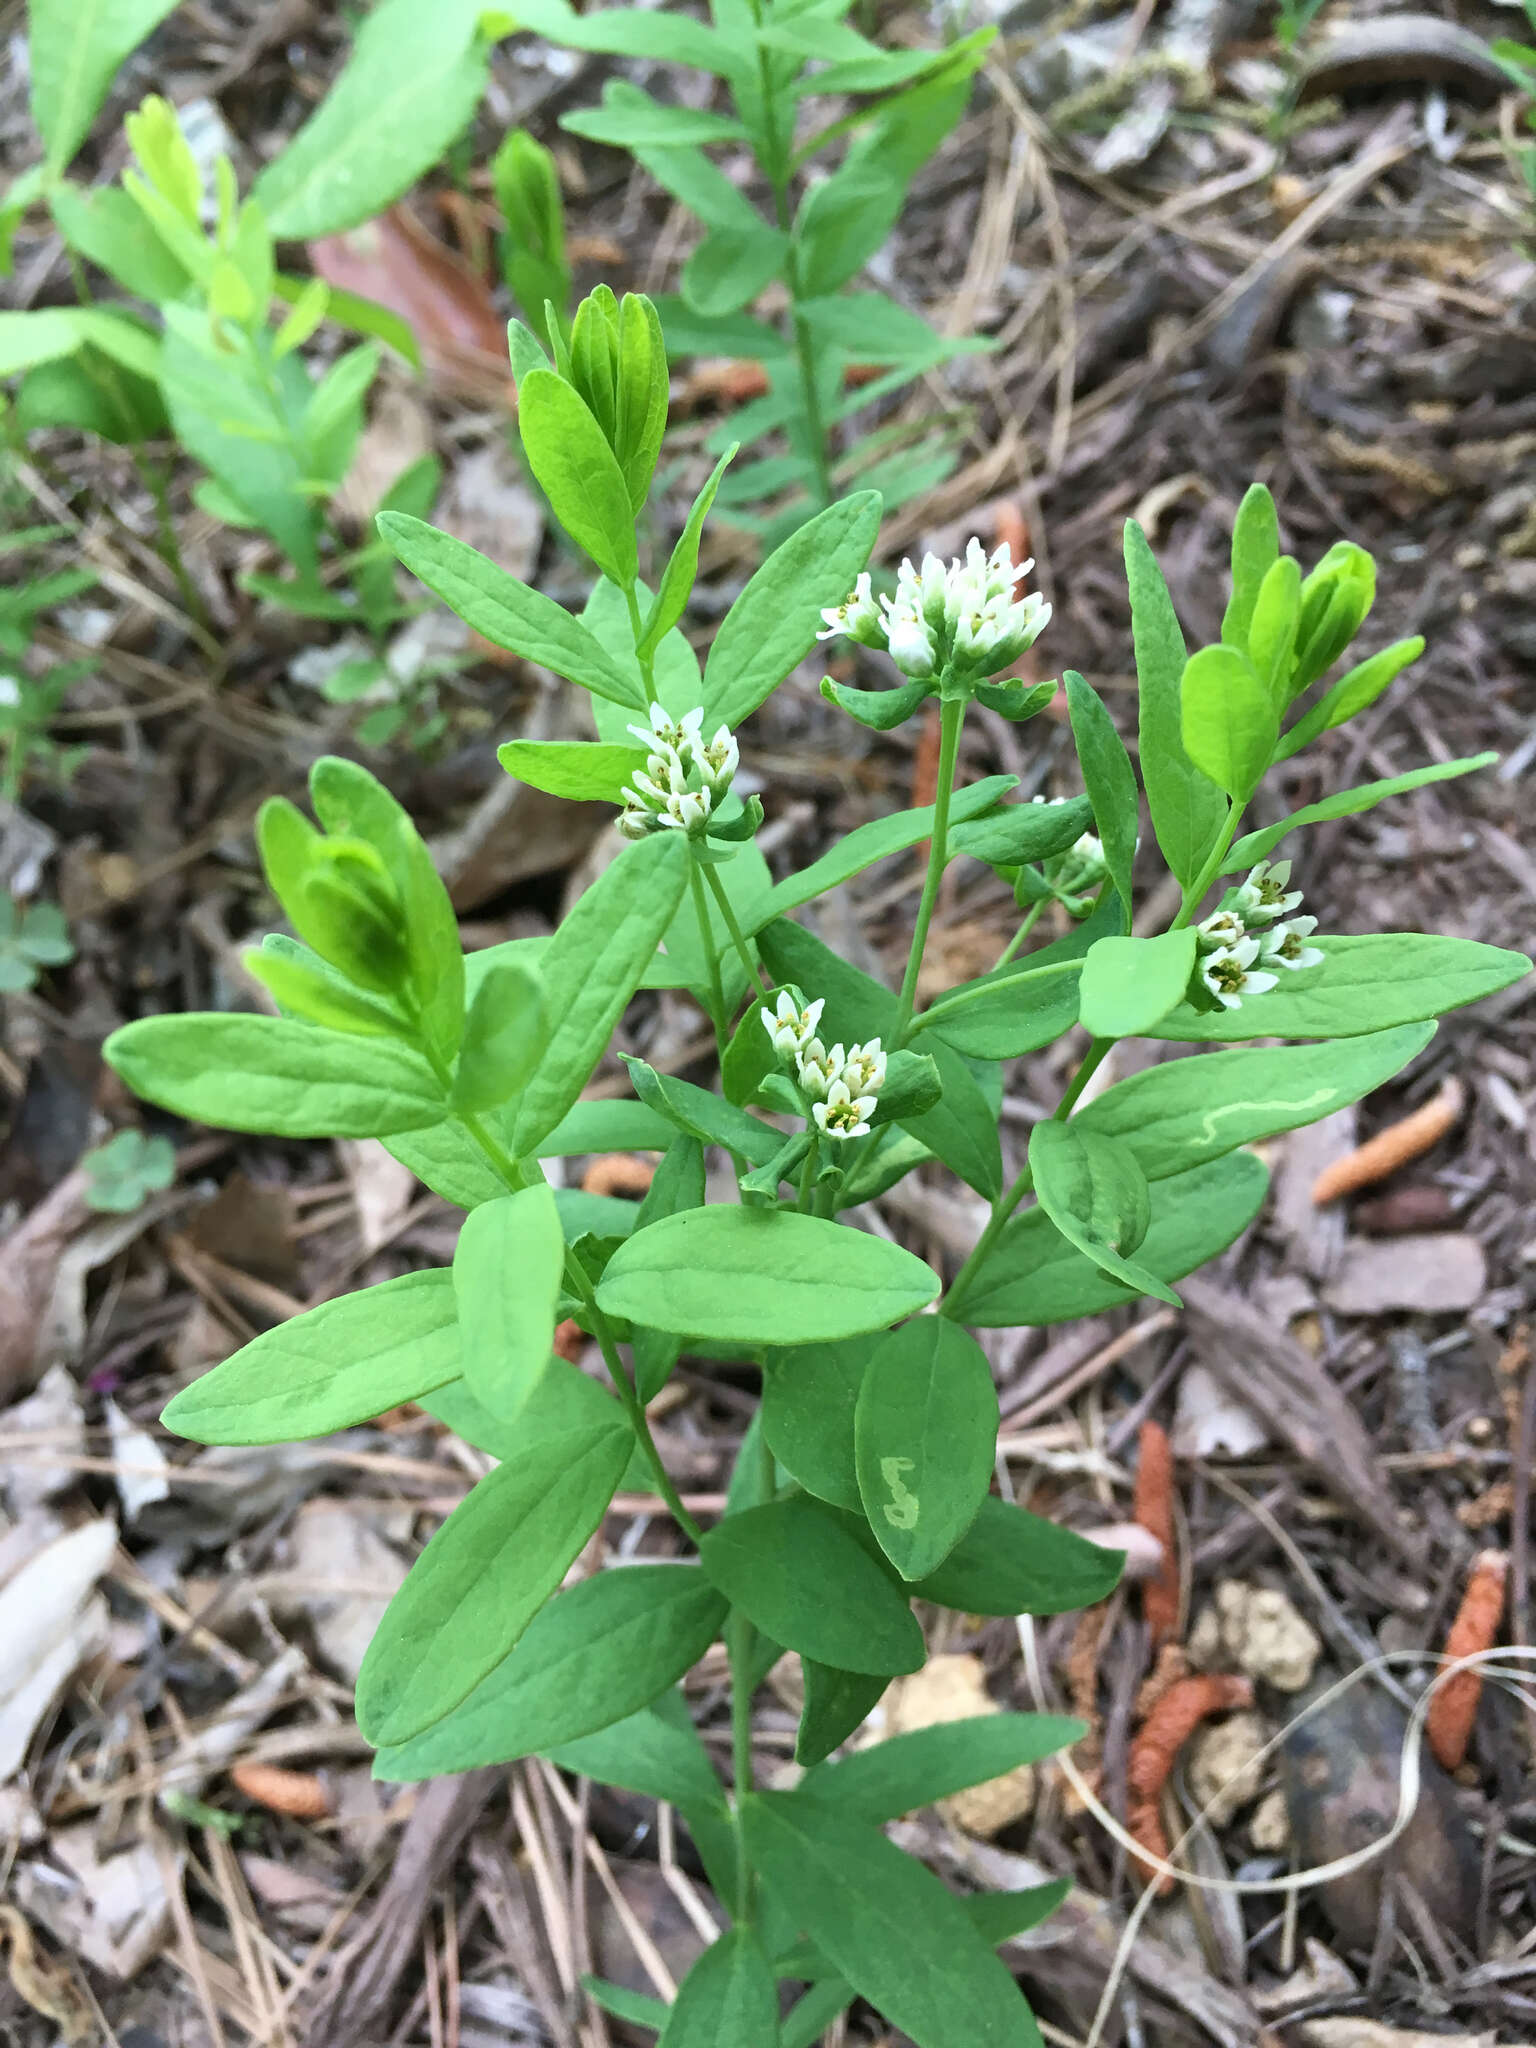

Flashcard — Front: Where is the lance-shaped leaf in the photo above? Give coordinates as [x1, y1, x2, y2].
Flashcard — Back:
[1028, 1121, 1172, 1304]
[162, 1271, 460, 1445]
[453, 1187, 564, 1420]
[356, 1413, 631, 1746]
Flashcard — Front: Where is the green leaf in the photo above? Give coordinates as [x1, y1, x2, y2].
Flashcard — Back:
[583, 1979, 671, 2031]
[1179, 645, 1277, 800]
[1150, 933, 1532, 1042]
[564, 92, 747, 149]
[356, 1415, 631, 1746]
[782, 1983, 857, 2048]
[509, 0, 730, 68]
[423, 1351, 625, 1460]
[452, 1187, 564, 1421]
[546, 1695, 726, 1818]
[621, 1057, 784, 1166]
[798, 293, 987, 369]
[596, 1209, 938, 1344]
[518, 368, 638, 587]
[29, 0, 180, 171]
[753, 778, 1018, 930]
[795, 163, 905, 299]
[1276, 635, 1427, 760]
[252, 0, 490, 238]
[797, 1662, 887, 1767]
[1224, 754, 1496, 869]
[1220, 482, 1279, 650]
[682, 218, 794, 318]
[699, 1496, 923, 1677]
[1064, 672, 1138, 914]
[373, 1564, 726, 1777]
[804, 1712, 1083, 1821]
[743, 1792, 1042, 2048]
[1246, 555, 1301, 702]
[954, 1150, 1269, 1327]
[761, 1338, 872, 1512]
[162, 1271, 459, 1445]
[659, 1928, 779, 2048]
[948, 794, 1093, 869]
[820, 674, 930, 731]
[639, 447, 735, 658]
[379, 513, 644, 709]
[513, 833, 691, 1153]
[918, 893, 1124, 1061]
[497, 739, 646, 804]
[755, 919, 1003, 1198]
[1076, 929, 1196, 1039]
[702, 493, 882, 729]
[1076, 1022, 1435, 1180]
[1028, 1120, 1171, 1304]
[103, 1015, 445, 1137]
[855, 1319, 997, 1581]
[452, 958, 548, 1113]
[913, 1495, 1124, 1617]
[1126, 520, 1226, 890]
[247, 937, 400, 1038]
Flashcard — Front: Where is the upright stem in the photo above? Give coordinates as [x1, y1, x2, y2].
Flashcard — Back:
[994, 899, 1044, 970]
[622, 580, 658, 704]
[703, 861, 768, 997]
[939, 1035, 1112, 1316]
[439, 1091, 702, 1542]
[726, 1612, 758, 1919]
[1171, 805, 1243, 930]
[894, 693, 964, 1043]
[688, 857, 730, 1053]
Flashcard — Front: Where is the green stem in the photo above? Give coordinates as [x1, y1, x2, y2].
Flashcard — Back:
[688, 856, 731, 1053]
[994, 898, 1044, 970]
[939, 1035, 1112, 1317]
[439, 1091, 702, 1543]
[562, 1251, 704, 1546]
[703, 860, 768, 997]
[795, 1136, 821, 1212]
[788, 292, 835, 510]
[623, 580, 658, 704]
[726, 1611, 757, 1919]
[1171, 805, 1243, 931]
[894, 693, 965, 1043]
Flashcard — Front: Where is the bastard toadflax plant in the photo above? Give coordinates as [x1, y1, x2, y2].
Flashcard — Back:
[107, 288, 1531, 2045]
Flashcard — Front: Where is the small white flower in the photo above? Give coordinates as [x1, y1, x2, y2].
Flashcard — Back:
[0, 675, 20, 709]
[839, 1037, 886, 1096]
[1200, 935, 1278, 1010]
[1196, 907, 1247, 953]
[658, 788, 711, 832]
[882, 602, 939, 681]
[796, 1036, 840, 1101]
[1231, 859, 1303, 927]
[813, 1079, 875, 1141]
[818, 571, 886, 648]
[700, 723, 738, 792]
[761, 991, 824, 1057]
[615, 804, 651, 841]
[1258, 914, 1324, 973]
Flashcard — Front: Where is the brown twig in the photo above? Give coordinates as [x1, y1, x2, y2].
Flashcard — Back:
[1133, 1419, 1180, 1649]
[1126, 1674, 1254, 1893]
[1310, 1076, 1464, 1205]
[1426, 1549, 1509, 1771]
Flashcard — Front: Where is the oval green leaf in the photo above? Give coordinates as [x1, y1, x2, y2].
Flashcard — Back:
[1077, 929, 1197, 1040]
[596, 1209, 938, 1343]
[855, 1318, 997, 1581]
[698, 1496, 924, 1677]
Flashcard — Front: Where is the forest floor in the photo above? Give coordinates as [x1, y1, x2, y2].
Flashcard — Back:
[1, 1, 1535, 2044]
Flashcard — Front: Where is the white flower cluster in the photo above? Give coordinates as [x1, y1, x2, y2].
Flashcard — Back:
[616, 703, 738, 840]
[817, 540, 1051, 684]
[760, 990, 886, 1142]
[1196, 859, 1323, 1010]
